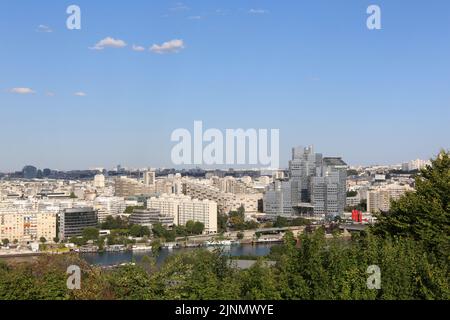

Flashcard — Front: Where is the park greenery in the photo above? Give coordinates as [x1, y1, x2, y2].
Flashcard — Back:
[64, 214, 205, 248]
[0, 150, 448, 300]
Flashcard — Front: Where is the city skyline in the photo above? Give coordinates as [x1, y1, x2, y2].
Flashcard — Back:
[1, 1, 449, 171]
[0, 150, 437, 173]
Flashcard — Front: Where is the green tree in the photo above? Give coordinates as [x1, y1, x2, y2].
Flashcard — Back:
[82, 227, 100, 241]
[101, 216, 129, 230]
[192, 222, 205, 235]
[2, 239, 9, 247]
[185, 220, 196, 235]
[107, 265, 155, 300]
[244, 220, 259, 230]
[174, 225, 188, 237]
[69, 236, 87, 246]
[152, 223, 166, 238]
[273, 216, 289, 228]
[97, 237, 105, 251]
[347, 190, 358, 197]
[39, 237, 47, 244]
[372, 150, 450, 254]
[130, 225, 151, 238]
[124, 206, 144, 214]
[239, 259, 281, 300]
[229, 210, 245, 230]
[151, 239, 162, 257]
[217, 213, 228, 232]
[291, 217, 311, 226]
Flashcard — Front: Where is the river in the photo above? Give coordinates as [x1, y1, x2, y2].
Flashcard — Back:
[81, 244, 276, 266]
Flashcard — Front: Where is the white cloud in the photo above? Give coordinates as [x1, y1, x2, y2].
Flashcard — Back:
[216, 9, 230, 16]
[249, 9, 269, 15]
[46, 92, 56, 97]
[132, 44, 146, 52]
[89, 37, 127, 50]
[150, 39, 185, 54]
[9, 87, 35, 94]
[37, 25, 52, 33]
[74, 92, 87, 97]
[188, 16, 202, 20]
[170, 2, 189, 12]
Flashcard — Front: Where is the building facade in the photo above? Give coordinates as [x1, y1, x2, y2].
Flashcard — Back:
[0, 211, 56, 243]
[59, 207, 98, 239]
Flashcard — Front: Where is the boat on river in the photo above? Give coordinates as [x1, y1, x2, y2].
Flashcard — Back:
[204, 240, 234, 247]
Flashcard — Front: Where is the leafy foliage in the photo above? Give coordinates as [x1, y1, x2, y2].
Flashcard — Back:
[372, 150, 450, 255]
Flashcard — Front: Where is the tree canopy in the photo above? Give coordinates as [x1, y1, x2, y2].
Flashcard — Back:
[372, 150, 450, 255]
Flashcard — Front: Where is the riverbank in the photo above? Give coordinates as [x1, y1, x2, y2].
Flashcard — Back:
[81, 243, 277, 267]
[0, 251, 42, 258]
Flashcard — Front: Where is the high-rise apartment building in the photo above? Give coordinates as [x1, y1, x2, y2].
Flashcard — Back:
[94, 174, 106, 188]
[143, 171, 156, 186]
[367, 184, 413, 213]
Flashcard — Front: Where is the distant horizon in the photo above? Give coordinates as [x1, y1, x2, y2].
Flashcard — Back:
[0, 151, 438, 174]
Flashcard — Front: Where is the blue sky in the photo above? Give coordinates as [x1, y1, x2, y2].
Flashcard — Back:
[0, 0, 449, 171]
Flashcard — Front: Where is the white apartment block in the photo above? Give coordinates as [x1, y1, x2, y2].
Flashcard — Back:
[147, 194, 217, 234]
[184, 181, 261, 214]
[94, 196, 127, 222]
[0, 211, 57, 243]
[367, 184, 414, 213]
[143, 171, 156, 186]
[94, 174, 106, 188]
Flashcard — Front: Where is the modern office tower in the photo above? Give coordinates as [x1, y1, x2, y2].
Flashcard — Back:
[0, 211, 56, 243]
[94, 174, 106, 188]
[129, 208, 173, 229]
[59, 207, 98, 240]
[22, 165, 38, 179]
[263, 146, 347, 219]
[263, 180, 293, 216]
[312, 157, 347, 217]
[288, 146, 323, 215]
[143, 170, 156, 186]
[147, 194, 217, 234]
